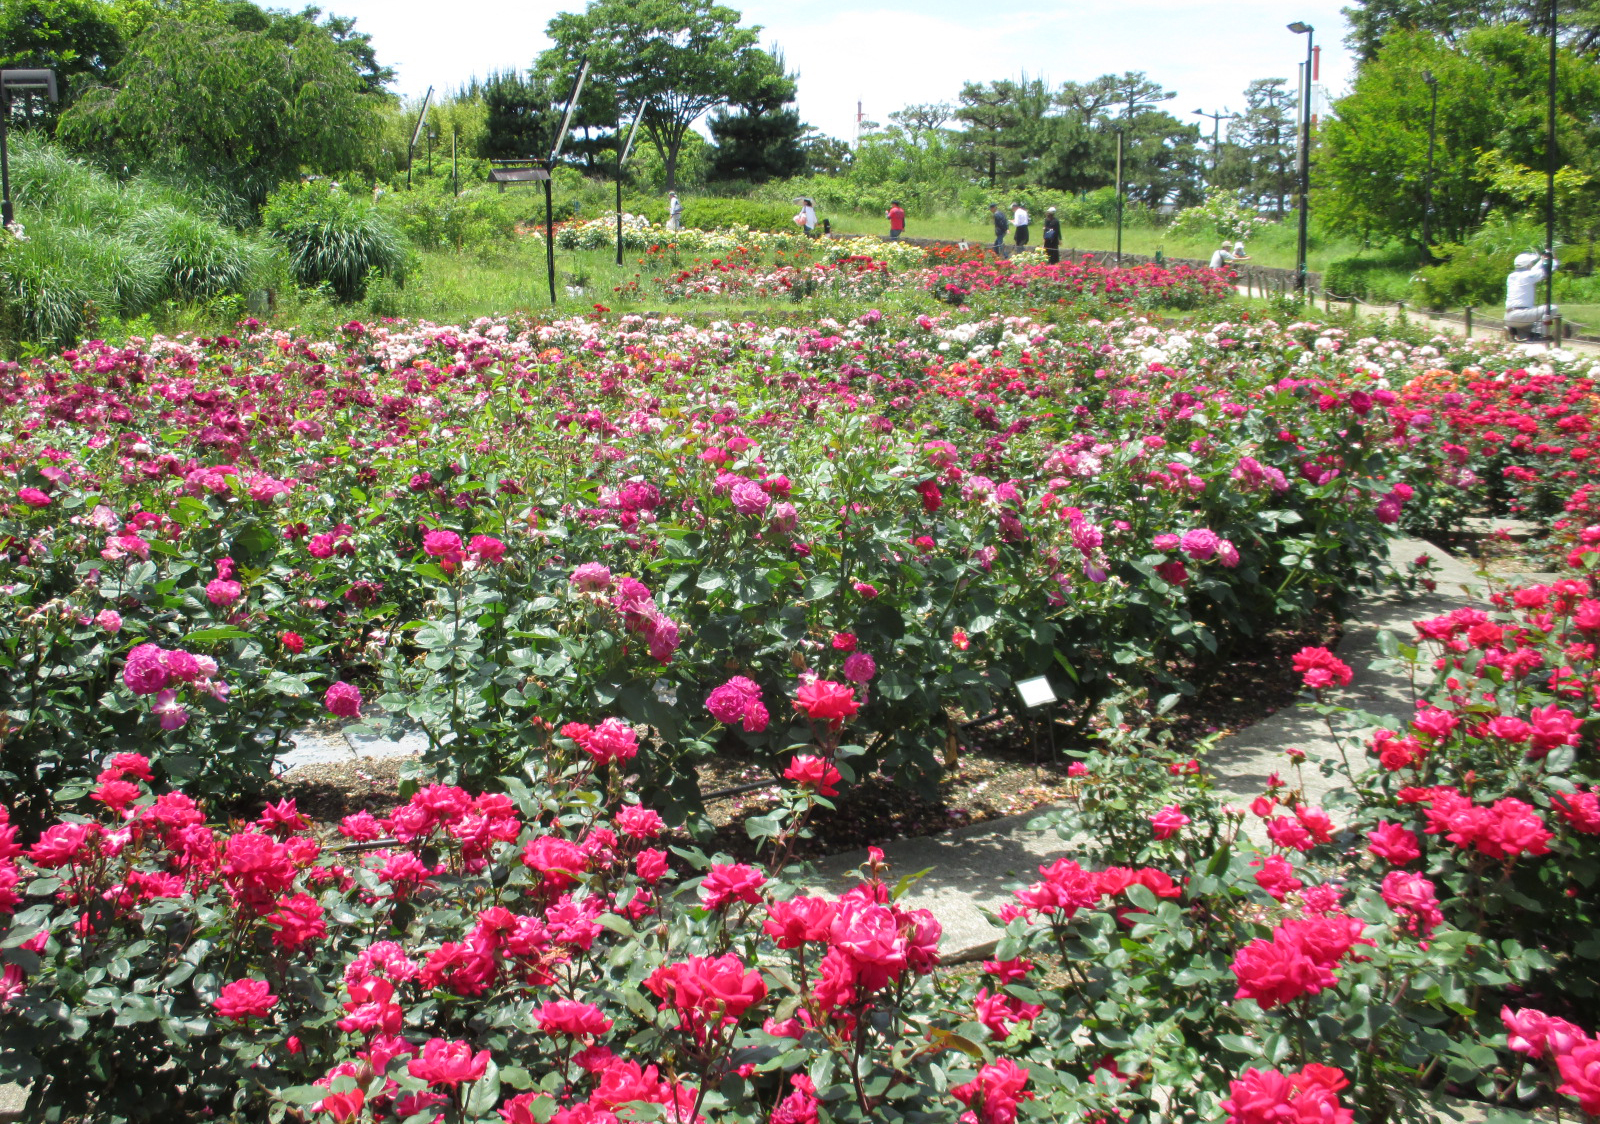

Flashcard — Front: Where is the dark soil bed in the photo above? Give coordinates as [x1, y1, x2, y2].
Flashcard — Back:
[272, 608, 1341, 860]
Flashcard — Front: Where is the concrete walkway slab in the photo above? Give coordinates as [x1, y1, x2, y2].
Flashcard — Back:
[802, 805, 1076, 963]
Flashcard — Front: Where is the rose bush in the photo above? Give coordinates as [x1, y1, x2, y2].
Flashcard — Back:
[0, 309, 1491, 825]
[4, 607, 1597, 1122]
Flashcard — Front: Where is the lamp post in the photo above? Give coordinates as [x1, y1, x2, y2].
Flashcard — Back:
[1192, 107, 1235, 183]
[1288, 22, 1314, 297]
[615, 108, 643, 267]
[1545, 0, 1558, 345]
[1, 69, 59, 229]
[1421, 70, 1438, 263]
[1114, 125, 1125, 266]
[546, 57, 591, 305]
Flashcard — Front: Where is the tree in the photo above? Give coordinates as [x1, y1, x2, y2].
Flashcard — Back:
[1343, 0, 1600, 61]
[801, 130, 851, 176]
[954, 80, 1023, 187]
[58, 13, 385, 207]
[476, 70, 555, 161]
[888, 102, 953, 145]
[540, 0, 778, 191]
[1230, 78, 1297, 216]
[707, 51, 805, 184]
[1317, 25, 1600, 247]
[1119, 110, 1205, 207]
[0, 0, 124, 127]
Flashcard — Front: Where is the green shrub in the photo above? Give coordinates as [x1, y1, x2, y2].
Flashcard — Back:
[1413, 214, 1550, 310]
[123, 206, 261, 301]
[1413, 245, 1513, 308]
[262, 181, 406, 302]
[683, 197, 795, 231]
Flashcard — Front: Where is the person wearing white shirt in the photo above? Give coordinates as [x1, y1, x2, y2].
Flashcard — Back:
[1505, 251, 1558, 336]
[1209, 243, 1238, 270]
[667, 192, 683, 231]
[1012, 203, 1030, 249]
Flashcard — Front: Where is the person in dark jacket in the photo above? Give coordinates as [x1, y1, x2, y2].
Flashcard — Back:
[1042, 207, 1061, 264]
[989, 204, 1009, 256]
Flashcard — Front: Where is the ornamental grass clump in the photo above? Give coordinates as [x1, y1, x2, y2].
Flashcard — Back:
[262, 180, 406, 302]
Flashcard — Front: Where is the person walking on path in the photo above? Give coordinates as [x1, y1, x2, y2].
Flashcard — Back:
[1012, 201, 1030, 250]
[887, 200, 906, 241]
[667, 192, 683, 231]
[1042, 207, 1060, 264]
[989, 204, 1009, 257]
[795, 198, 818, 238]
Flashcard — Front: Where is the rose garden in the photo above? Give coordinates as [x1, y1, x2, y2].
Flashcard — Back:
[0, 222, 1597, 1124]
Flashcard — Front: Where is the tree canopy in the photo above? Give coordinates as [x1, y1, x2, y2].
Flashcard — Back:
[0, 0, 125, 126]
[58, 9, 386, 207]
[1317, 25, 1600, 247]
[539, 0, 783, 190]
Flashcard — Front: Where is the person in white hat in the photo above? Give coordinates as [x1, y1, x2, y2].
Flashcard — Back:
[1043, 207, 1061, 263]
[1208, 242, 1239, 270]
[1505, 250, 1558, 338]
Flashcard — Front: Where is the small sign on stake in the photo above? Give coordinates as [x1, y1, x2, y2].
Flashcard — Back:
[1016, 676, 1057, 709]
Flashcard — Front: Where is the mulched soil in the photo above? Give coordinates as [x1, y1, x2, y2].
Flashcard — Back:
[272, 608, 1341, 860]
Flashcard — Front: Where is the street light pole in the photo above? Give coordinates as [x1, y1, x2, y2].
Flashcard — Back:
[1421, 70, 1438, 263]
[1545, 0, 1558, 344]
[615, 108, 643, 268]
[1114, 126, 1125, 266]
[1192, 108, 1235, 183]
[1288, 22, 1315, 297]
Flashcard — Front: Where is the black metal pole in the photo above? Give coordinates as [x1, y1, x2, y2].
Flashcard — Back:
[0, 91, 11, 229]
[616, 114, 624, 267]
[545, 170, 557, 305]
[1296, 33, 1314, 295]
[1114, 127, 1124, 266]
[1546, 0, 1558, 342]
[1422, 72, 1438, 263]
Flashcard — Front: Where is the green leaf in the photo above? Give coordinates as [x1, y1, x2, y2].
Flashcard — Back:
[184, 626, 251, 644]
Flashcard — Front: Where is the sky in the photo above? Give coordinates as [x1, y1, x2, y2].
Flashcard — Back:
[327, 0, 1357, 141]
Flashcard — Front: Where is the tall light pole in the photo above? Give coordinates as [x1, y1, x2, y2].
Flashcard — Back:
[1421, 70, 1439, 263]
[1288, 22, 1314, 297]
[1114, 126, 1125, 266]
[615, 107, 643, 267]
[546, 57, 590, 305]
[1545, 0, 1558, 344]
[1, 69, 59, 229]
[1192, 107, 1236, 183]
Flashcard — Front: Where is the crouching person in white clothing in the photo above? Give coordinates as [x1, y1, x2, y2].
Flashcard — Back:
[1505, 251, 1559, 339]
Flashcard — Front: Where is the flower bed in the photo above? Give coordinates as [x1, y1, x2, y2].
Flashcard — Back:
[0, 312, 1484, 825]
[647, 253, 893, 302]
[3, 545, 1599, 1121]
[1393, 359, 1600, 556]
[922, 255, 1236, 310]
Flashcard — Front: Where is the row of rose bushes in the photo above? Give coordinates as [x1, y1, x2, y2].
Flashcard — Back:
[1392, 360, 1600, 559]
[923, 256, 1236, 311]
[0, 310, 1541, 825]
[613, 253, 895, 303]
[4, 539, 1599, 1122]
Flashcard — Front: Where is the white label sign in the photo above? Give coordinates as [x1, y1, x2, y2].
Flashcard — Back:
[1016, 676, 1057, 709]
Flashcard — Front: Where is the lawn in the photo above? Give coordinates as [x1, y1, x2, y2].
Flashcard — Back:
[821, 208, 1368, 272]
